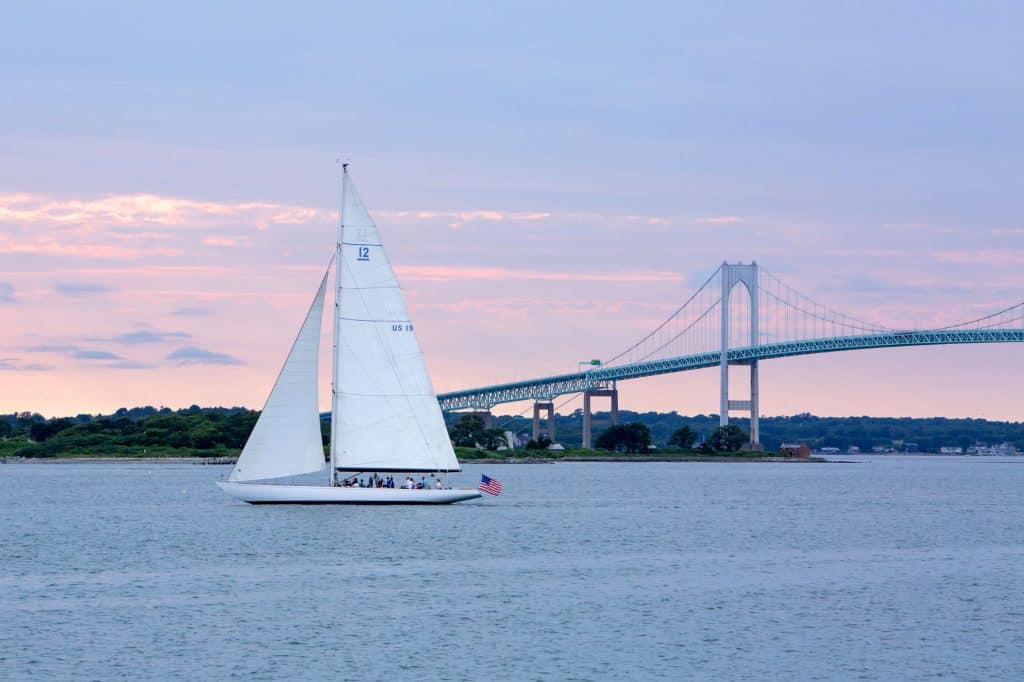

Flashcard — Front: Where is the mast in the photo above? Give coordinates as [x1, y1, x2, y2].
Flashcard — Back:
[329, 163, 347, 485]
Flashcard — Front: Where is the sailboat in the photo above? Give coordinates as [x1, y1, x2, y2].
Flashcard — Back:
[217, 166, 482, 504]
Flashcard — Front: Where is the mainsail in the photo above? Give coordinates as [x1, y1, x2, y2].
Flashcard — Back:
[228, 268, 330, 482]
[332, 168, 461, 472]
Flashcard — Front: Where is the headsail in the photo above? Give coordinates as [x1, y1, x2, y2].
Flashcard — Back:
[333, 168, 461, 472]
[228, 267, 330, 482]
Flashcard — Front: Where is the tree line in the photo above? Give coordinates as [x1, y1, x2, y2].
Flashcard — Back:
[445, 414, 749, 454]
[3, 405, 1023, 458]
[0, 406, 263, 457]
[443, 410, 1024, 452]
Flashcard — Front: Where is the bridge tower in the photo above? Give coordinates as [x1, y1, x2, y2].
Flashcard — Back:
[719, 262, 760, 447]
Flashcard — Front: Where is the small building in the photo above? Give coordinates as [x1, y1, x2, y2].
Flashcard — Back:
[939, 446, 963, 455]
[967, 442, 1020, 456]
[780, 442, 811, 458]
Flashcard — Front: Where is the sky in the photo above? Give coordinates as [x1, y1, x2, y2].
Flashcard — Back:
[1, 1, 1022, 420]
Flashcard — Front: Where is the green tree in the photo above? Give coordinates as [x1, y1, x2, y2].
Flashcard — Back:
[478, 428, 508, 450]
[525, 436, 552, 450]
[668, 425, 697, 449]
[30, 418, 75, 442]
[16, 412, 43, 432]
[188, 423, 221, 449]
[449, 415, 487, 448]
[595, 421, 652, 453]
[709, 424, 747, 452]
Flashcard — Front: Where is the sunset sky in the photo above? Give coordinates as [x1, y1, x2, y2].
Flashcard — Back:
[2, 2, 1022, 420]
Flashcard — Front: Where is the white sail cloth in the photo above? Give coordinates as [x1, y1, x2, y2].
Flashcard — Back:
[333, 171, 461, 472]
[228, 270, 329, 482]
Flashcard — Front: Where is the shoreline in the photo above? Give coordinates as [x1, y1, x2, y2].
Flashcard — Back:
[470, 455, 830, 464]
[5, 455, 831, 464]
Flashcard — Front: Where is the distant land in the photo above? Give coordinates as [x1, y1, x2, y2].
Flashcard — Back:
[1, 406, 1022, 459]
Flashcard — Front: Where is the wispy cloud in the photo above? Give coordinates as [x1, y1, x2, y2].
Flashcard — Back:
[54, 282, 114, 297]
[0, 235, 180, 259]
[0, 358, 52, 371]
[0, 192, 327, 230]
[932, 250, 1024, 267]
[379, 209, 552, 223]
[106, 360, 154, 370]
[72, 349, 122, 360]
[25, 344, 78, 353]
[563, 212, 669, 226]
[167, 346, 242, 365]
[202, 236, 246, 247]
[395, 265, 684, 283]
[696, 215, 742, 224]
[109, 330, 191, 344]
[170, 306, 215, 317]
[0, 282, 15, 303]
[25, 344, 123, 361]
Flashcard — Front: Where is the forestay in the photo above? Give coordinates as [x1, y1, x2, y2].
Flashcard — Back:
[228, 269, 330, 482]
[333, 170, 460, 472]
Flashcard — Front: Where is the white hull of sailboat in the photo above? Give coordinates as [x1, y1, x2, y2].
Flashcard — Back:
[217, 481, 482, 505]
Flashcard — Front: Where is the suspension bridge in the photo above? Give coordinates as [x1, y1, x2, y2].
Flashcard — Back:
[437, 262, 1024, 448]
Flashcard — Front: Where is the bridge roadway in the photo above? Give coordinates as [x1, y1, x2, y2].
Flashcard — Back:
[436, 328, 1024, 411]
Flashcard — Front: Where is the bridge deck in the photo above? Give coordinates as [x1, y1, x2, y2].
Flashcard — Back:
[436, 329, 1024, 411]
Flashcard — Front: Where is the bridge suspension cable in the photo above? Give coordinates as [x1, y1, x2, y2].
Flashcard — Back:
[436, 261, 1024, 413]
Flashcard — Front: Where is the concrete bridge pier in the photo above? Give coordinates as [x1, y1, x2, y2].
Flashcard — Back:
[582, 387, 619, 448]
[749, 359, 759, 445]
[532, 401, 555, 441]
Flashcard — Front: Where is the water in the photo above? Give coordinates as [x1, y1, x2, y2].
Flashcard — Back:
[2, 457, 1023, 680]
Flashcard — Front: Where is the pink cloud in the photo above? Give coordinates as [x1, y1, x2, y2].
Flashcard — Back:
[394, 264, 684, 283]
[0, 234, 181, 259]
[932, 250, 1024, 266]
[379, 209, 552, 223]
[0, 192, 327, 230]
[202, 236, 246, 247]
[696, 215, 742, 224]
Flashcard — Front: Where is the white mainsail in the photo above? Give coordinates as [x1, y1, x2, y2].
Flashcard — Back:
[332, 168, 461, 472]
[228, 269, 330, 482]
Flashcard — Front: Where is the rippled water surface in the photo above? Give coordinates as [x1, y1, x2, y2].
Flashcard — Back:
[2, 457, 1023, 680]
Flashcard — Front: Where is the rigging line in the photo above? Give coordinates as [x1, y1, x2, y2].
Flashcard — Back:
[602, 265, 723, 366]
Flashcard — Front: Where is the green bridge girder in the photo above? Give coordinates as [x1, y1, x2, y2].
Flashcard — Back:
[436, 328, 1024, 411]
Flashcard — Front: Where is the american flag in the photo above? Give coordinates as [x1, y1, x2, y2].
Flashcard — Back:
[479, 474, 502, 496]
